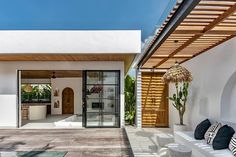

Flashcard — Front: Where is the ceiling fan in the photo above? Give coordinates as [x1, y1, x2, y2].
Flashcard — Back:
[52, 72, 56, 79]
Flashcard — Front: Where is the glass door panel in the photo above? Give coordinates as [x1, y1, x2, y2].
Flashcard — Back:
[103, 72, 119, 84]
[86, 84, 103, 127]
[86, 71, 101, 84]
[84, 71, 120, 128]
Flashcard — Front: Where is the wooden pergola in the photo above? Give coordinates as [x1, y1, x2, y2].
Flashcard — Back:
[140, 0, 236, 69]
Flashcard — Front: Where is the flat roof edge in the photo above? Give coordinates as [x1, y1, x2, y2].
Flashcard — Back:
[0, 30, 141, 54]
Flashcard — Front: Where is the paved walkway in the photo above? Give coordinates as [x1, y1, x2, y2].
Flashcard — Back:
[0, 129, 132, 157]
[125, 126, 173, 157]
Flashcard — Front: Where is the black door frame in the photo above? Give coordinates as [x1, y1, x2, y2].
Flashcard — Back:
[82, 70, 120, 128]
[16, 70, 21, 128]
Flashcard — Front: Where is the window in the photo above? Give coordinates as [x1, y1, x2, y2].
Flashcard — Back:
[21, 84, 51, 103]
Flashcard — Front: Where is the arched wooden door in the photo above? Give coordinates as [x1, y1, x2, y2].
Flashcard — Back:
[62, 87, 74, 114]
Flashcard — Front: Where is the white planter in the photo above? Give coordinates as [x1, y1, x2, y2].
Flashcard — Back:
[29, 105, 47, 120]
[173, 124, 187, 132]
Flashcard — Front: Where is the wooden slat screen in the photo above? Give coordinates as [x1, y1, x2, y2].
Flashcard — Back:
[142, 72, 169, 127]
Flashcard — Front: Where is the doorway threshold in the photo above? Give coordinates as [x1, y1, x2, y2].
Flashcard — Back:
[20, 115, 84, 129]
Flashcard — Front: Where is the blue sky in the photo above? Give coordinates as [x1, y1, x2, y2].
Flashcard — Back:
[0, 0, 176, 41]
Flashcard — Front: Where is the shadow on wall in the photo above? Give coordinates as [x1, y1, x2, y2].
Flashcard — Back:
[187, 85, 210, 129]
[199, 97, 209, 117]
[221, 70, 236, 123]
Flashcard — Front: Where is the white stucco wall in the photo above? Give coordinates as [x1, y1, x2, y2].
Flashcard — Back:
[0, 95, 17, 128]
[169, 37, 236, 130]
[51, 78, 83, 115]
[0, 31, 141, 54]
[0, 61, 124, 128]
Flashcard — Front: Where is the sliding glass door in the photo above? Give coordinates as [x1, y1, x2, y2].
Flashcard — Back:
[83, 71, 120, 128]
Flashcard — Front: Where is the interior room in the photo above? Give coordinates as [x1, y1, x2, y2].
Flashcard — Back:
[20, 70, 83, 129]
[20, 70, 120, 129]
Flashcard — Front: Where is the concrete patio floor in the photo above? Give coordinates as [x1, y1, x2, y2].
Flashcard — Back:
[125, 126, 173, 157]
[0, 129, 132, 157]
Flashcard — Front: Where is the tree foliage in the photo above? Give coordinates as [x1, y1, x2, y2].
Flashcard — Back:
[21, 84, 51, 103]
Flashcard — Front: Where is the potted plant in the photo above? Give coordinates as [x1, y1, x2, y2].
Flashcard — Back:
[168, 82, 189, 131]
[162, 62, 192, 131]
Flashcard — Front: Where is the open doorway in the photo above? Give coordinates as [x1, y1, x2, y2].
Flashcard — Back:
[19, 70, 83, 129]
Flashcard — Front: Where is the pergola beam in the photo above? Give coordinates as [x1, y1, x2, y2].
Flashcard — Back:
[154, 34, 201, 68]
[173, 30, 236, 35]
[180, 35, 235, 64]
[203, 4, 236, 32]
[151, 56, 192, 59]
[153, 2, 236, 68]
[137, 0, 201, 68]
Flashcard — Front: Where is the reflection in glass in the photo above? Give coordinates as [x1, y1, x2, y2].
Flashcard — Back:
[85, 71, 120, 127]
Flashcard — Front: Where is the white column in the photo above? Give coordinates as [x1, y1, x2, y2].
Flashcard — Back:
[120, 67, 125, 128]
[136, 69, 142, 128]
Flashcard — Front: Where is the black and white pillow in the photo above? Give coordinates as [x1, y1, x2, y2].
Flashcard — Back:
[229, 135, 236, 156]
[204, 122, 222, 144]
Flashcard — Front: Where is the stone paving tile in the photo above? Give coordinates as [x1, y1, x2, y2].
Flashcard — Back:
[0, 129, 132, 157]
[65, 148, 131, 157]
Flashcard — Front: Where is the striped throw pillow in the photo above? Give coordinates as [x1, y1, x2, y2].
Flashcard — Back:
[229, 135, 236, 156]
[204, 122, 222, 144]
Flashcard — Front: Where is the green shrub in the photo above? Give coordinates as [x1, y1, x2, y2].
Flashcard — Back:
[125, 75, 136, 125]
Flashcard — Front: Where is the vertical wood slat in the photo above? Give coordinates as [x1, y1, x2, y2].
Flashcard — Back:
[141, 72, 169, 127]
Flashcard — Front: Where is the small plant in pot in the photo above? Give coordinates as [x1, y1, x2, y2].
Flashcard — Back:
[162, 62, 192, 131]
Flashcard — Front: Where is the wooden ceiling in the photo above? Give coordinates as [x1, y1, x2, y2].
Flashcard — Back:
[0, 54, 133, 61]
[142, 0, 236, 69]
[0, 54, 135, 73]
[21, 70, 82, 79]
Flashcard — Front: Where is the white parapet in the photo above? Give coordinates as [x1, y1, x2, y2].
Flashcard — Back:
[0, 30, 141, 54]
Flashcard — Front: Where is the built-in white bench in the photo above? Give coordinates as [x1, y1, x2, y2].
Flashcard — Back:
[174, 131, 233, 157]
